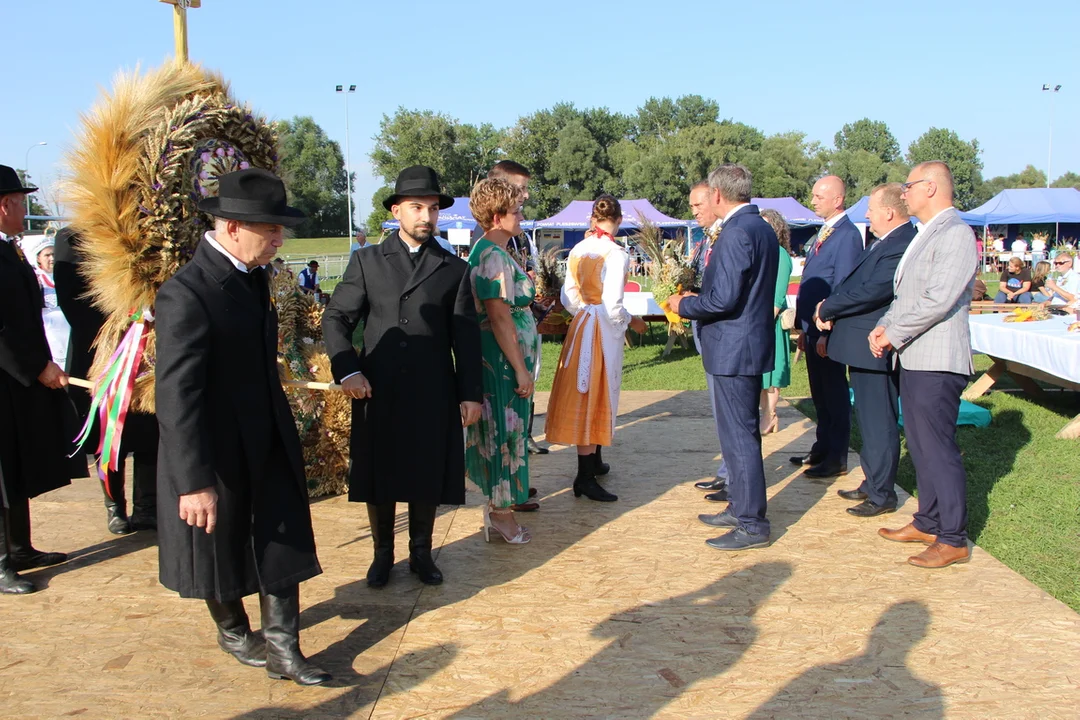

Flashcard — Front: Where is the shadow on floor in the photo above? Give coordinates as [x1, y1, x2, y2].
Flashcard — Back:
[746, 600, 943, 719]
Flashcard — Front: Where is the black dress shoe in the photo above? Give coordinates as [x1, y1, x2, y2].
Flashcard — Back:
[803, 462, 848, 479]
[790, 452, 823, 467]
[846, 500, 898, 517]
[698, 507, 739, 528]
[837, 488, 868, 501]
[409, 550, 444, 585]
[526, 437, 549, 455]
[106, 506, 133, 536]
[0, 564, 35, 594]
[694, 477, 727, 491]
[366, 550, 394, 588]
[9, 549, 67, 572]
[704, 488, 729, 503]
[129, 511, 157, 532]
[706, 527, 771, 551]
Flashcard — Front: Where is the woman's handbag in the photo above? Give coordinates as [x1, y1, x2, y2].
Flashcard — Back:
[779, 307, 797, 331]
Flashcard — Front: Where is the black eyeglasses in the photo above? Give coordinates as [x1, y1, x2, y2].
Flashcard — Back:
[1053, 259, 1071, 265]
[900, 179, 930, 192]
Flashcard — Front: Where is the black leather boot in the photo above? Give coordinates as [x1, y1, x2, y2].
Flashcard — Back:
[407, 503, 443, 585]
[526, 403, 549, 454]
[366, 503, 396, 588]
[594, 446, 611, 476]
[129, 452, 158, 531]
[6, 499, 66, 571]
[573, 454, 617, 502]
[0, 509, 35, 595]
[206, 598, 266, 667]
[102, 462, 132, 535]
[260, 587, 331, 686]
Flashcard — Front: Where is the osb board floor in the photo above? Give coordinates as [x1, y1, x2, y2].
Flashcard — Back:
[1, 391, 1078, 719]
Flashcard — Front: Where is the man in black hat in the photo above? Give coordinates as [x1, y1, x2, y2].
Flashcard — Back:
[0, 164, 72, 594]
[323, 165, 482, 588]
[154, 167, 330, 685]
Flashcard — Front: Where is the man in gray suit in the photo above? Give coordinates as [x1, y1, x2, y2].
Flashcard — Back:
[870, 162, 976, 569]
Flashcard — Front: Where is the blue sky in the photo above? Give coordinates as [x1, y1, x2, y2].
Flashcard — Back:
[6, 0, 1079, 221]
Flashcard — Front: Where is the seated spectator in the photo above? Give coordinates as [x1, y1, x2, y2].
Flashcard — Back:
[994, 256, 1032, 304]
[1030, 260, 1052, 302]
[1043, 252, 1079, 306]
[298, 260, 320, 294]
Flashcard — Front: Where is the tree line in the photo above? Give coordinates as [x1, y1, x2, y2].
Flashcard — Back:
[271, 96, 1080, 238]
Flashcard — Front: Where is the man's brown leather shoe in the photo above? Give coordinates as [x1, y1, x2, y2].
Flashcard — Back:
[908, 541, 971, 568]
[878, 523, 936, 544]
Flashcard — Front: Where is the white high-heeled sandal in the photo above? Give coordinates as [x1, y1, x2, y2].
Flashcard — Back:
[482, 505, 531, 544]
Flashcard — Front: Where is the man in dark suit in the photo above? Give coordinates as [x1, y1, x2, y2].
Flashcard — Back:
[155, 168, 329, 685]
[668, 164, 779, 551]
[792, 175, 863, 478]
[0, 165, 71, 595]
[815, 183, 915, 517]
[54, 227, 158, 535]
[323, 166, 482, 587]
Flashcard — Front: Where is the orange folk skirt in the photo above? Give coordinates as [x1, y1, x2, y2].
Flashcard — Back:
[544, 312, 613, 447]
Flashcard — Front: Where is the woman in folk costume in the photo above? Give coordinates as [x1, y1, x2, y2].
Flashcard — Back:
[545, 195, 647, 502]
[18, 232, 70, 368]
[464, 178, 539, 544]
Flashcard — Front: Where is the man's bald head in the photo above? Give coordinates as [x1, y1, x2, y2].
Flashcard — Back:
[902, 161, 955, 222]
[811, 175, 847, 221]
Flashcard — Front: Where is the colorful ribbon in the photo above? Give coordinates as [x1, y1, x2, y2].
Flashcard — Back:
[72, 309, 151, 495]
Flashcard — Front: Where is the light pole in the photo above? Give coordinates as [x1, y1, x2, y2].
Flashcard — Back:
[1042, 84, 1061, 188]
[335, 84, 356, 250]
[23, 141, 46, 230]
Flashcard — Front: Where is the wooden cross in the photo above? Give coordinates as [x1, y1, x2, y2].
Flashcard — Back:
[159, 0, 201, 63]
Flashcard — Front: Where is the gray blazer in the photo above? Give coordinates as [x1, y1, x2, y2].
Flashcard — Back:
[878, 207, 976, 375]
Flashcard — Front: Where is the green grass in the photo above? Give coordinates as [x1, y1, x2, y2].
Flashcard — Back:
[537, 333, 1080, 611]
[281, 237, 352, 258]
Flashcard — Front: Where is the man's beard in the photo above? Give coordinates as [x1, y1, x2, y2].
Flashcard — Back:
[408, 223, 434, 242]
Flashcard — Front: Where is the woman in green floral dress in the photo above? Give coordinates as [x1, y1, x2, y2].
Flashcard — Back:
[465, 179, 539, 544]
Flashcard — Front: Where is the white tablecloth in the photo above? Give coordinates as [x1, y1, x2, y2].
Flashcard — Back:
[968, 313, 1080, 384]
[623, 292, 665, 317]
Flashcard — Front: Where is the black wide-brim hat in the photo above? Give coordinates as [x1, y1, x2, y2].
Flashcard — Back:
[197, 167, 306, 228]
[0, 164, 38, 195]
[383, 165, 454, 211]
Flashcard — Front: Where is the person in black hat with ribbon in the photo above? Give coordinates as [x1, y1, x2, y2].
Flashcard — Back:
[0, 164, 73, 595]
[154, 167, 330, 685]
[323, 165, 482, 588]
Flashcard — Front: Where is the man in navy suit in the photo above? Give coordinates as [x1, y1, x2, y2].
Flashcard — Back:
[668, 164, 778, 551]
[815, 183, 915, 517]
[792, 176, 863, 478]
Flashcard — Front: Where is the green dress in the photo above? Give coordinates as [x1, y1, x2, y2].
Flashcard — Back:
[464, 238, 541, 508]
[763, 250, 794, 389]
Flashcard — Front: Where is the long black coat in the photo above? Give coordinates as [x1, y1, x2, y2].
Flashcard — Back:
[323, 234, 482, 506]
[154, 239, 321, 601]
[0, 237, 73, 507]
[53, 228, 158, 454]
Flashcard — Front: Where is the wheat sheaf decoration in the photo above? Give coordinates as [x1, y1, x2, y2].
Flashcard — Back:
[64, 63, 279, 414]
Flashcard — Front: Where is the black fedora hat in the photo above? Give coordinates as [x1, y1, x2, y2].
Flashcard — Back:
[383, 165, 454, 211]
[197, 168, 306, 227]
[0, 164, 38, 195]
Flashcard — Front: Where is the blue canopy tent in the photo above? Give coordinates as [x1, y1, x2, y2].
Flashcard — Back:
[382, 197, 535, 245]
[963, 188, 1080, 242]
[845, 195, 983, 225]
[534, 199, 690, 249]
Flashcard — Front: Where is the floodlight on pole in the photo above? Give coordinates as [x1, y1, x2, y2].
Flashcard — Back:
[1042, 84, 1062, 188]
[336, 84, 357, 249]
[23, 141, 46, 229]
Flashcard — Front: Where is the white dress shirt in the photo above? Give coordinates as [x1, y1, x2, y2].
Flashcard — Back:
[204, 231, 250, 272]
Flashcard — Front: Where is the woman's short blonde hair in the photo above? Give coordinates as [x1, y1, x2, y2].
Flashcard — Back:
[470, 178, 523, 232]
